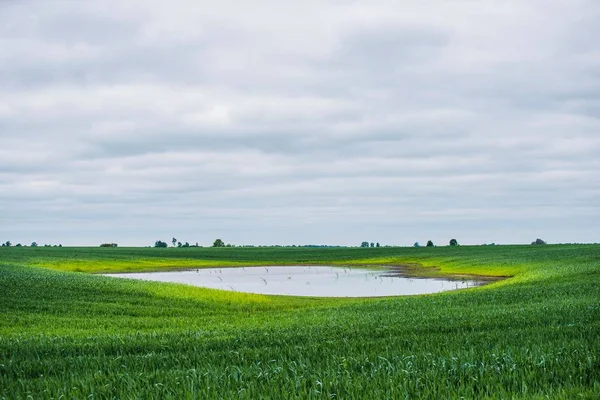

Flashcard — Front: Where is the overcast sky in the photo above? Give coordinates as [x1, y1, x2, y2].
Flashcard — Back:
[1, 0, 599, 247]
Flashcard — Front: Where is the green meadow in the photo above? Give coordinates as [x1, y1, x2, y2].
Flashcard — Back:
[1, 245, 599, 398]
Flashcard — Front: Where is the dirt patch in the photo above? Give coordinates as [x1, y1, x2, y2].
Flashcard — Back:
[373, 264, 507, 283]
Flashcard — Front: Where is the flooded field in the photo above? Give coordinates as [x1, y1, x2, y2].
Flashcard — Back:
[105, 266, 485, 297]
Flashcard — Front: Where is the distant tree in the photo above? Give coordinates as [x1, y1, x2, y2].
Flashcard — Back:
[177, 241, 182, 248]
[376, 242, 380, 248]
[414, 242, 420, 248]
[213, 238, 225, 248]
[4, 241, 11, 247]
[449, 238, 458, 247]
[15, 243, 22, 247]
[31, 242, 38, 247]
[360, 241, 369, 248]
[154, 240, 168, 248]
[532, 238, 547, 245]
[370, 242, 374, 248]
[100, 243, 118, 247]
[182, 242, 190, 248]
[172, 237, 177, 247]
[426, 240, 434, 247]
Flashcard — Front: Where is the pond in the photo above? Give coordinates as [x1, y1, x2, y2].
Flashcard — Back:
[104, 266, 487, 297]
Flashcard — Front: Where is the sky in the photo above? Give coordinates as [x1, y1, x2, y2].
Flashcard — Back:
[1, 0, 599, 247]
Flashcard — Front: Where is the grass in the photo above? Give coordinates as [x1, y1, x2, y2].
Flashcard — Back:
[0, 244, 599, 398]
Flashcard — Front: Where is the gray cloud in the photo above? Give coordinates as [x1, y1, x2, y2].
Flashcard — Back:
[1, 0, 599, 246]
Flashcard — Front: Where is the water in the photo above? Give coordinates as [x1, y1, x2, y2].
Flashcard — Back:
[104, 266, 485, 297]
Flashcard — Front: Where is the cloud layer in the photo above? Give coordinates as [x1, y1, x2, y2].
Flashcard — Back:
[1, 0, 599, 246]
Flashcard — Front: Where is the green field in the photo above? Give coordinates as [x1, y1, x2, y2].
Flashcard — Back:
[1, 245, 599, 398]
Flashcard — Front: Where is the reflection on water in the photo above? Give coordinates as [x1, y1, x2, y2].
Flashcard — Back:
[105, 266, 484, 297]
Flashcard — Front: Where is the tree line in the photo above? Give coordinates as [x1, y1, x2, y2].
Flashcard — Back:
[153, 238, 228, 248]
[411, 239, 459, 247]
[0, 237, 549, 248]
[1, 241, 61, 247]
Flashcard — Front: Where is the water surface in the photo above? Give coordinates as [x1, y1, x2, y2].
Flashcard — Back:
[105, 266, 484, 297]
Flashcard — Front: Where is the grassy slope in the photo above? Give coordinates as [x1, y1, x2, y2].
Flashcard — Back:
[0, 245, 599, 399]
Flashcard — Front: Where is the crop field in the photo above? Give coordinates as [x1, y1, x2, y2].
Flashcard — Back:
[1, 244, 599, 398]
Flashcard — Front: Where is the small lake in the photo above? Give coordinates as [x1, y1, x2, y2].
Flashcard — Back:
[105, 266, 485, 297]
